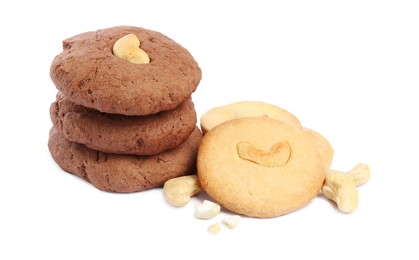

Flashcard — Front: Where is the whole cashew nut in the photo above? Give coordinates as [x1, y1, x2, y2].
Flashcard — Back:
[163, 175, 202, 207]
[112, 34, 150, 64]
[322, 163, 370, 213]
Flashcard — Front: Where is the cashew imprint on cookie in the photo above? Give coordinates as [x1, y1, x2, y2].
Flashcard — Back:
[236, 141, 291, 167]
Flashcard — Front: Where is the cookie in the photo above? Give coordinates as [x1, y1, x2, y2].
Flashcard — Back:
[197, 117, 325, 218]
[50, 26, 202, 116]
[50, 92, 197, 155]
[200, 101, 302, 134]
[200, 101, 333, 168]
[48, 127, 203, 193]
[303, 128, 334, 168]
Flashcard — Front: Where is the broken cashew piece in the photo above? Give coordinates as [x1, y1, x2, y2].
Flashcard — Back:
[208, 222, 221, 234]
[195, 200, 221, 220]
[163, 175, 202, 207]
[112, 34, 150, 64]
[222, 215, 241, 229]
[322, 163, 371, 213]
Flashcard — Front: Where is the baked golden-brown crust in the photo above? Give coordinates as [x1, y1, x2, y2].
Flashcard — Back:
[197, 118, 325, 218]
[199, 101, 333, 168]
[303, 128, 334, 168]
[200, 101, 301, 133]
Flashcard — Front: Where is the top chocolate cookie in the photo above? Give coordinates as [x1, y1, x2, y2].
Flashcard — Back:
[50, 26, 202, 116]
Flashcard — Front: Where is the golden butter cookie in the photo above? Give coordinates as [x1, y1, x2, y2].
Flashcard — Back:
[200, 101, 301, 133]
[200, 101, 333, 168]
[303, 128, 334, 168]
[197, 117, 325, 218]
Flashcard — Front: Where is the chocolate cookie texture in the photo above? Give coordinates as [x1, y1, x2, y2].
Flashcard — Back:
[50, 26, 202, 116]
[50, 93, 197, 155]
[48, 127, 203, 193]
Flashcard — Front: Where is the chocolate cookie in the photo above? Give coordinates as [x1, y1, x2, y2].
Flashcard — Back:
[48, 127, 203, 193]
[50, 26, 202, 116]
[50, 92, 197, 155]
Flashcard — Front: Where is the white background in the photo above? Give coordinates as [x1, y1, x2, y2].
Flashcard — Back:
[1, 0, 418, 259]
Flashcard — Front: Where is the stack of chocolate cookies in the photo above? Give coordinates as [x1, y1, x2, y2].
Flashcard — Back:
[48, 26, 203, 192]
